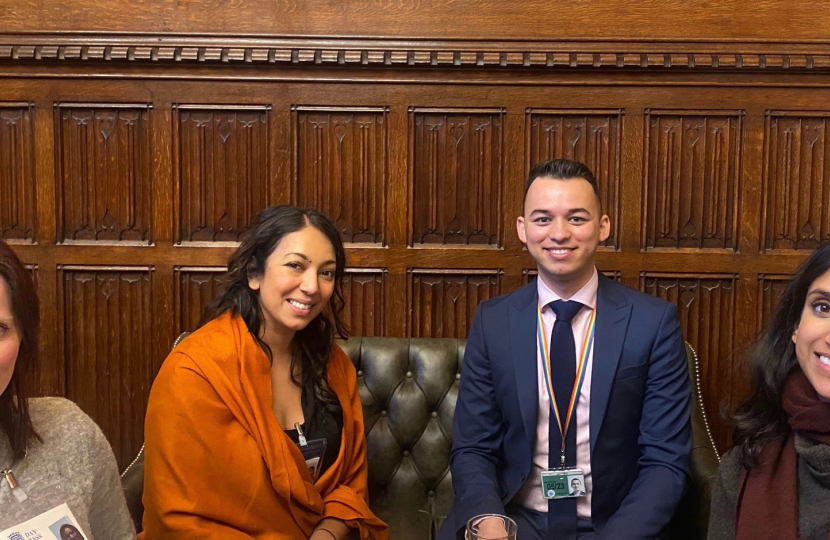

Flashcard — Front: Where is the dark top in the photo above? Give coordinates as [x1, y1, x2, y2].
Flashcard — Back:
[283, 379, 343, 478]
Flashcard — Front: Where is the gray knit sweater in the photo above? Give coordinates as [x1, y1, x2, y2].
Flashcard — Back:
[708, 435, 830, 540]
[0, 398, 136, 539]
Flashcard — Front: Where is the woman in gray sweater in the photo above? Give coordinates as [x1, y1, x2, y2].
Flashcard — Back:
[0, 239, 135, 539]
[708, 242, 830, 540]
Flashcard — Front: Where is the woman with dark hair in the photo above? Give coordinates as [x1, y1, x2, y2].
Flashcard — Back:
[0, 240, 134, 538]
[708, 242, 830, 539]
[142, 205, 388, 540]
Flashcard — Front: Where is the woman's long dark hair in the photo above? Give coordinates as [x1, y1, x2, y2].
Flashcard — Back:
[733, 241, 830, 467]
[0, 239, 40, 460]
[199, 205, 349, 413]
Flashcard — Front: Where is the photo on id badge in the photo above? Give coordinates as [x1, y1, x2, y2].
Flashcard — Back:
[568, 476, 586, 497]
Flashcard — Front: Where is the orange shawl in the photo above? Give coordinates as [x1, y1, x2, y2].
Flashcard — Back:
[141, 312, 389, 540]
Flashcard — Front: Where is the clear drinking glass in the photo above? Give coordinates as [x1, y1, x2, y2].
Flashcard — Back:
[465, 514, 518, 540]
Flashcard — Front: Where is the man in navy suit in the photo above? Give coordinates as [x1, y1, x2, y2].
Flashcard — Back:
[437, 159, 691, 540]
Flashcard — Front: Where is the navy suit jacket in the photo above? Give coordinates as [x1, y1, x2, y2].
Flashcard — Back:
[438, 274, 692, 540]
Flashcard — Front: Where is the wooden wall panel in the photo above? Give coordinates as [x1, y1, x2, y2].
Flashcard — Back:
[411, 110, 503, 246]
[176, 106, 270, 243]
[643, 111, 742, 250]
[0, 104, 36, 242]
[523, 269, 621, 284]
[641, 274, 737, 448]
[409, 270, 501, 338]
[174, 267, 226, 336]
[4, 1, 830, 461]
[763, 112, 830, 251]
[757, 275, 792, 332]
[342, 269, 386, 337]
[295, 107, 387, 244]
[55, 105, 152, 243]
[25, 263, 37, 285]
[25, 263, 55, 397]
[526, 110, 622, 247]
[60, 267, 154, 470]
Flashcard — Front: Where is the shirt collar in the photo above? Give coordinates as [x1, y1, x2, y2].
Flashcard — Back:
[536, 268, 599, 311]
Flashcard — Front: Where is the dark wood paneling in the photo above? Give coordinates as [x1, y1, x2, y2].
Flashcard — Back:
[342, 269, 386, 337]
[175, 106, 270, 243]
[24, 263, 53, 397]
[0, 104, 36, 242]
[641, 273, 737, 449]
[174, 267, 226, 336]
[409, 270, 502, 338]
[24, 263, 37, 284]
[294, 107, 387, 244]
[763, 112, 830, 251]
[55, 105, 152, 243]
[523, 269, 622, 284]
[757, 274, 792, 332]
[59, 267, 154, 470]
[4, 0, 830, 461]
[411, 109, 503, 246]
[643, 111, 742, 250]
[527, 109, 622, 248]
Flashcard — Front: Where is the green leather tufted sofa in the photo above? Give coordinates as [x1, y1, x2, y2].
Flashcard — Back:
[122, 338, 719, 539]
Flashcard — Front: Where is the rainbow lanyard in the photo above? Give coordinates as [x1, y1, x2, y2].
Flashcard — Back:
[536, 302, 597, 468]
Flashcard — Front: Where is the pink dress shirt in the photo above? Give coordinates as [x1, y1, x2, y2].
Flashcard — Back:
[513, 268, 597, 520]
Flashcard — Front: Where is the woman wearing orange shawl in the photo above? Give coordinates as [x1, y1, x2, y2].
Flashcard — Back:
[142, 206, 389, 540]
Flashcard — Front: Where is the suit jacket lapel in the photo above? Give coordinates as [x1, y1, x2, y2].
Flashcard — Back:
[510, 283, 539, 447]
[589, 275, 632, 455]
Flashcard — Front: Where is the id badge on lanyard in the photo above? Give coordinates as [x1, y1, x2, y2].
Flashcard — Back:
[293, 422, 328, 481]
[541, 468, 586, 499]
[536, 303, 595, 500]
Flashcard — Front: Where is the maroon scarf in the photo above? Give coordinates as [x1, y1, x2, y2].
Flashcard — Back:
[735, 368, 830, 540]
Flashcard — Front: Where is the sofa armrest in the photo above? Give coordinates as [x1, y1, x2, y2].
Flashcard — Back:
[121, 444, 145, 533]
[667, 343, 720, 540]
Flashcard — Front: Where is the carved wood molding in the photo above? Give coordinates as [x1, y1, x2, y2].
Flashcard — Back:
[3, 33, 830, 70]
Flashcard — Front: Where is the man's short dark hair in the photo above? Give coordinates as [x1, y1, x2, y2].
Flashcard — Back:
[523, 159, 601, 207]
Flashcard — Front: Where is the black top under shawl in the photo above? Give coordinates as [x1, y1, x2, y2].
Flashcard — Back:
[283, 379, 343, 478]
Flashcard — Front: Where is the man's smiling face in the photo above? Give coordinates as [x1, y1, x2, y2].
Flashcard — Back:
[517, 176, 610, 298]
